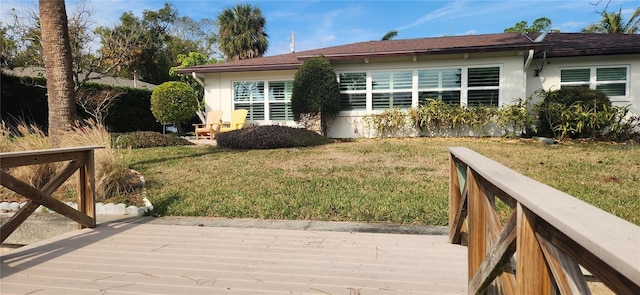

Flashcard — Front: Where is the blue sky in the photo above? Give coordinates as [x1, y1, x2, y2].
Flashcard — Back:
[2, 0, 639, 56]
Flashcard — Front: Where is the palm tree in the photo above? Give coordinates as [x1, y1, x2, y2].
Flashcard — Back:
[39, 0, 76, 145]
[381, 30, 398, 41]
[582, 7, 640, 34]
[217, 4, 268, 61]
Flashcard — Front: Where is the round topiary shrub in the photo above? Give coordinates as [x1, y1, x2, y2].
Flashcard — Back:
[216, 125, 333, 149]
[535, 87, 612, 138]
[150, 82, 198, 131]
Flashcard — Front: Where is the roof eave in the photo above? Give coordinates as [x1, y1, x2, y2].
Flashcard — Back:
[545, 48, 640, 58]
[176, 63, 301, 74]
[297, 44, 545, 61]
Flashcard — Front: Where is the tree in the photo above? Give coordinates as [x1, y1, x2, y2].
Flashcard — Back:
[169, 51, 217, 123]
[292, 56, 340, 136]
[39, 0, 76, 145]
[76, 86, 123, 125]
[504, 17, 557, 33]
[150, 81, 198, 132]
[217, 4, 268, 61]
[381, 30, 398, 40]
[582, 7, 640, 33]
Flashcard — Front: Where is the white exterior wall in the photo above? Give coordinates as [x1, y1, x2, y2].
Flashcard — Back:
[202, 70, 298, 124]
[200, 54, 528, 138]
[329, 55, 526, 138]
[527, 54, 640, 115]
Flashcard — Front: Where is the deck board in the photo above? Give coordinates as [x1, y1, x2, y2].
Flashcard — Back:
[1, 219, 467, 294]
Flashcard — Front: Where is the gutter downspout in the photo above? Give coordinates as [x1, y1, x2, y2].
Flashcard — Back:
[192, 72, 205, 87]
[192, 72, 206, 124]
[524, 49, 535, 72]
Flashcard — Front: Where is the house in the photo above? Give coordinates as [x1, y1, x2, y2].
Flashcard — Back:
[176, 33, 640, 138]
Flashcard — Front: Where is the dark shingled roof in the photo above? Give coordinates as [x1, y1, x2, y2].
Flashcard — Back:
[177, 33, 640, 74]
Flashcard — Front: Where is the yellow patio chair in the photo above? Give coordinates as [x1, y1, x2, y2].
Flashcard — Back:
[194, 110, 223, 140]
[220, 109, 249, 132]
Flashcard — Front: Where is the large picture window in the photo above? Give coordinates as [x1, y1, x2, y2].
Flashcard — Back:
[560, 66, 628, 97]
[339, 72, 366, 110]
[233, 80, 295, 121]
[337, 66, 501, 112]
[371, 71, 412, 110]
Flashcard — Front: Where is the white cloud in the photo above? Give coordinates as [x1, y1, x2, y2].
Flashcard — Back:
[397, 0, 464, 31]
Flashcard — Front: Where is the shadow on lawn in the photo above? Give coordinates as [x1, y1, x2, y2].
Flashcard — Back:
[129, 145, 248, 167]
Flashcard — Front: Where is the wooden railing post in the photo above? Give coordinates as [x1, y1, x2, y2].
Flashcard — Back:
[78, 149, 96, 229]
[448, 147, 639, 295]
[0, 146, 102, 242]
[516, 204, 552, 294]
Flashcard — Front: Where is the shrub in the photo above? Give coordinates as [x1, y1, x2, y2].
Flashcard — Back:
[535, 88, 612, 138]
[150, 82, 198, 131]
[365, 108, 410, 138]
[497, 97, 535, 137]
[292, 56, 341, 135]
[62, 120, 133, 200]
[113, 131, 193, 149]
[0, 120, 138, 202]
[216, 125, 333, 149]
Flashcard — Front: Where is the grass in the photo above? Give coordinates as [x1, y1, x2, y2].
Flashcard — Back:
[129, 137, 640, 226]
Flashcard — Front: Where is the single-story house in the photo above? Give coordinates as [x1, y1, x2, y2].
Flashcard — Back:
[177, 32, 640, 138]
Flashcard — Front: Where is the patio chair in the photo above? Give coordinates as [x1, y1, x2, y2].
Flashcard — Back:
[220, 109, 249, 132]
[194, 110, 223, 140]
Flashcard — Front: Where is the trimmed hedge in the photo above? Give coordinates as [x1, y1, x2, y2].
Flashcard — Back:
[216, 125, 333, 149]
[0, 74, 49, 129]
[1, 73, 163, 133]
[113, 131, 193, 149]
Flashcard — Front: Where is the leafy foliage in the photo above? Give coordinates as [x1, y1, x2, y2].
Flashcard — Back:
[292, 56, 341, 135]
[150, 81, 198, 127]
[582, 7, 640, 34]
[497, 97, 536, 137]
[365, 108, 410, 138]
[535, 87, 612, 138]
[216, 125, 332, 149]
[217, 4, 268, 61]
[113, 131, 193, 149]
[504, 17, 558, 33]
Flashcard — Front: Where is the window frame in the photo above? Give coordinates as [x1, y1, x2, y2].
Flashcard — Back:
[370, 70, 413, 110]
[560, 65, 629, 99]
[232, 80, 295, 121]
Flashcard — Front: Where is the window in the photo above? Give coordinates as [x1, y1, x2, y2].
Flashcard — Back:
[233, 81, 264, 120]
[339, 72, 366, 110]
[269, 81, 293, 120]
[371, 71, 412, 110]
[337, 66, 501, 112]
[467, 67, 500, 107]
[560, 66, 628, 97]
[418, 68, 461, 104]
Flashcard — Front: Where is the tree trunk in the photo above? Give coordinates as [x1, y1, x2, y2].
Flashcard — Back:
[40, 0, 76, 146]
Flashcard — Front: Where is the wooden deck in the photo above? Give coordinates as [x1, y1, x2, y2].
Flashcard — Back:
[1, 219, 468, 294]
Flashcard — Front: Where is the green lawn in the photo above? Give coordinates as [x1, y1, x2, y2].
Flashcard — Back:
[129, 138, 640, 226]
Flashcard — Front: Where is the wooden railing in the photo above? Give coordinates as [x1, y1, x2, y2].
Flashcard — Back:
[1, 146, 103, 243]
[448, 147, 640, 295]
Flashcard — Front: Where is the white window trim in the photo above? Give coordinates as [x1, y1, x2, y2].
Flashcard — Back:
[560, 65, 630, 100]
[338, 64, 503, 114]
[232, 80, 294, 121]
